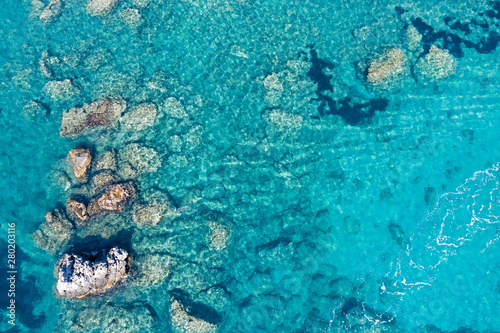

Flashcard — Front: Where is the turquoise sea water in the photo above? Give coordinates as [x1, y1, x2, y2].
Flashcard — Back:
[2, 0, 500, 331]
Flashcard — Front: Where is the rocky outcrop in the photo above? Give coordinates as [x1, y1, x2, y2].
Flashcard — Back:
[87, 0, 121, 17]
[366, 48, 407, 86]
[56, 247, 129, 298]
[68, 148, 92, 182]
[87, 181, 137, 216]
[32, 209, 74, 254]
[66, 198, 88, 226]
[120, 143, 161, 176]
[415, 45, 457, 81]
[39, 0, 62, 23]
[60, 97, 126, 137]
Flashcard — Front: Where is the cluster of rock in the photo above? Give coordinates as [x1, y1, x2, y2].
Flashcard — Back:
[364, 30, 457, 88]
[56, 247, 129, 298]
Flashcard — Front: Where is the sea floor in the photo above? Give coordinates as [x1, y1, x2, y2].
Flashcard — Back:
[1, 0, 500, 332]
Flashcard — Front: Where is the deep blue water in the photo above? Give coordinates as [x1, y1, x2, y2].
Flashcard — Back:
[1, 0, 500, 331]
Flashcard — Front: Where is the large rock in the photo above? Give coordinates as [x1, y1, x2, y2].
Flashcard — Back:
[39, 0, 62, 23]
[87, 181, 137, 216]
[32, 209, 74, 254]
[415, 45, 457, 81]
[87, 0, 121, 17]
[60, 97, 126, 137]
[68, 148, 92, 182]
[94, 149, 118, 172]
[120, 143, 161, 176]
[56, 247, 129, 298]
[366, 48, 407, 86]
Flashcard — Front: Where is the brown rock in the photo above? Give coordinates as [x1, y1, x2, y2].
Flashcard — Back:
[68, 148, 91, 182]
[66, 198, 88, 226]
[60, 97, 126, 137]
[87, 182, 137, 216]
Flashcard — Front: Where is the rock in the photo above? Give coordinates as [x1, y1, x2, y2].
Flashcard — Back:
[120, 102, 157, 131]
[415, 45, 457, 81]
[207, 221, 230, 251]
[132, 191, 177, 227]
[120, 143, 161, 176]
[77, 213, 126, 239]
[163, 97, 187, 119]
[262, 108, 303, 138]
[94, 149, 118, 172]
[66, 198, 88, 226]
[43, 79, 80, 100]
[32, 209, 74, 254]
[60, 97, 126, 137]
[68, 148, 92, 182]
[119, 8, 143, 28]
[56, 247, 129, 298]
[170, 295, 219, 333]
[55, 303, 155, 333]
[22, 100, 48, 119]
[263, 73, 284, 92]
[87, 181, 137, 216]
[90, 170, 120, 196]
[405, 25, 422, 51]
[39, 0, 62, 23]
[39, 51, 53, 77]
[366, 48, 407, 86]
[87, 0, 121, 17]
[133, 254, 173, 286]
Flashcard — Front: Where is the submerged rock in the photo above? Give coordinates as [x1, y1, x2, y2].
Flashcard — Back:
[90, 170, 120, 196]
[94, 149, 118, 172]
[87, 0, 121, 17]
[39, 0, 62, 23]
[66, 198, 88, 226]
[207, 221, 230, 251]
[366, 48, 407, 86]
[32, 209, 74, 254]
[87, 181, 137, 216]
[120, 143, 161, 176]
[120, 102, 157, 131]
[60, 97, 126, 137]
[68, 148, 92, 182]
[55, 303, 155, 333]
[119, 8, 143, 28]
[163, 97, 187, 119]
[23, 100, 48, 119]
[132, 191, 177, 227]
[415, 45, 457, 81]
[133, 254, 173, 286]
[170, 297, 219, 333]
[56, 247, 129, 298]
[43, 79, 80, 100]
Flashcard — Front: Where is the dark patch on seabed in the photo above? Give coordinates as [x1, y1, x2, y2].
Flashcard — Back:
[301, 45, 389, 126]
[0, 241, 46, 329]
[398, 1, 500, 58]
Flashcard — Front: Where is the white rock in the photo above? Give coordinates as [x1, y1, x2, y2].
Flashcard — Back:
[39, 0, 62, 23]
[56, 247, 129, 298]
[87, 0, 121, 17]
[415, 45, 457, 81]
[43, 79, 80, 100]
[163, 97, 187, 118]
[120, 102, 157, 131]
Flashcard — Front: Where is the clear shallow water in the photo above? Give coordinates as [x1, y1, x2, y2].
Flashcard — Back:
[1, 0, 500, 331]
